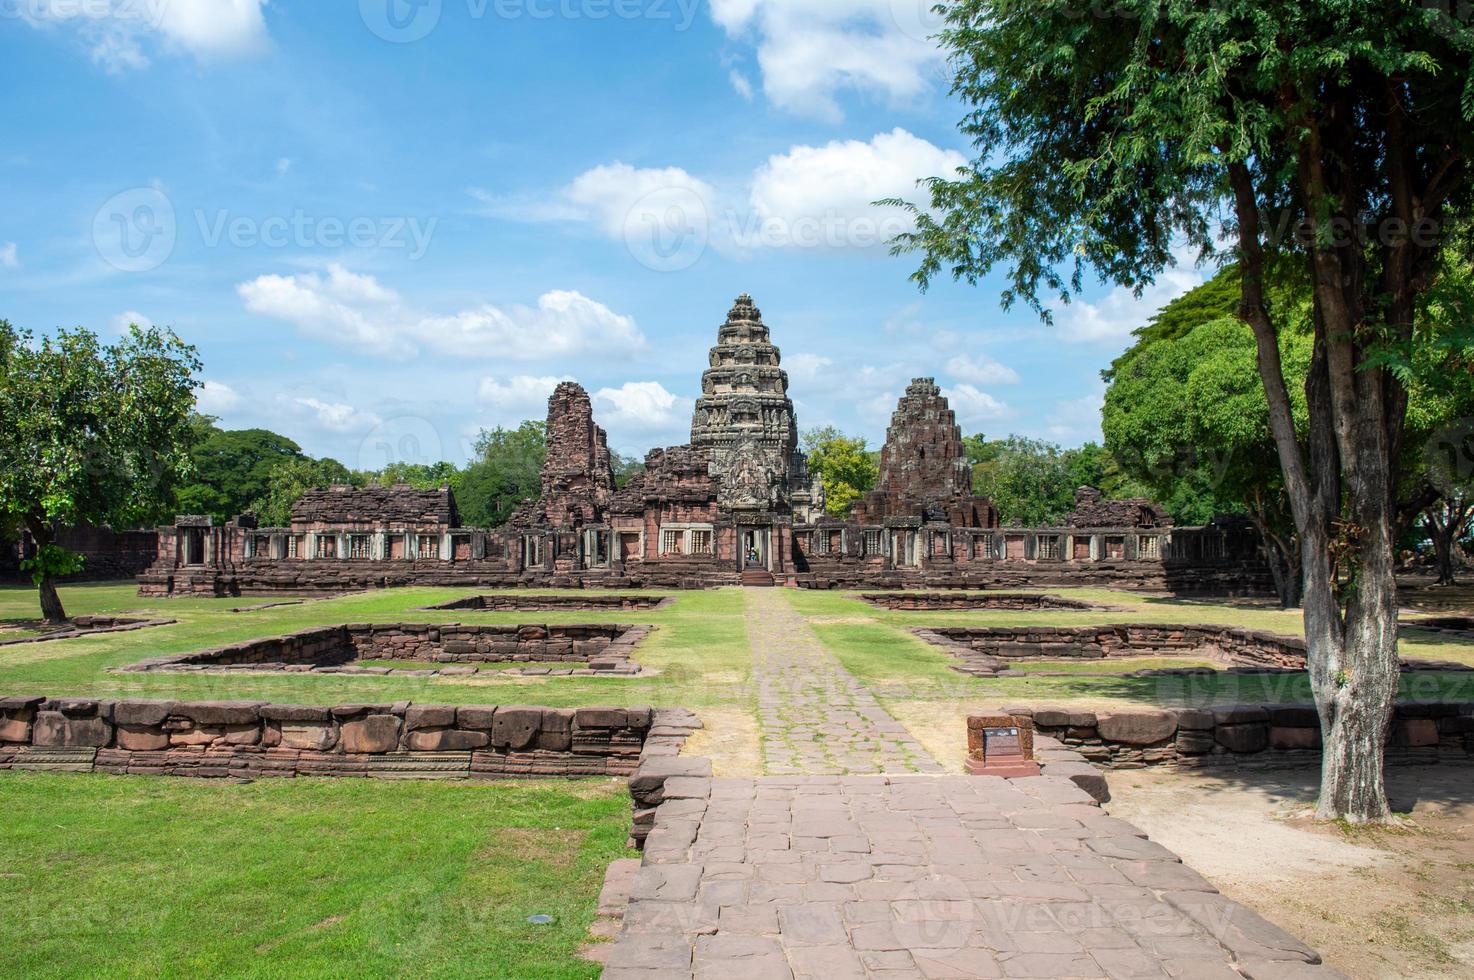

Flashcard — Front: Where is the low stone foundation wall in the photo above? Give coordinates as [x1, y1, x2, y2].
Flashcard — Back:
[918, 623, 1306, 676]
[0, 696, 672, 778]
[795, 558, 1276, 597]
[0, 694, 704, 849]
[1011, 702, 1474, 769]
[422, 594, 674, 612]
[860, 592, 1111, 611]
[1407, 616, 1474, 640]
[0, 616, 176, 648]
[119, 623, 651, 676]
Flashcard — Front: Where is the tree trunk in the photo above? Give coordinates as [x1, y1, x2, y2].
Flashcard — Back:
[1429, 509, 1456, 585]
[37, 574, 67, 625]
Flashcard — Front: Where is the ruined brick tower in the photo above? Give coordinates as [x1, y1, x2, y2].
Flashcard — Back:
[851, 378, 996, 527]
[690, 294, 822, 520]
[526, 381, 615, 527]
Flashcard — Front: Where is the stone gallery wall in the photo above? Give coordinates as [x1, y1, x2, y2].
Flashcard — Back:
[1013, 702, 1474, 769]
[0, 696, 661, 779]
[423, 594, 673, 612]
[121, 623, 650, 673]
[3, 525, 157, 583]
[919, 623, 1308, 675]
[860, 592, 1110, 611]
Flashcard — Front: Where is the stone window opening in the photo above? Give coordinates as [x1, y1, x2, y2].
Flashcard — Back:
[524, 536, 543, 566]
[1104, 535, 1126, 560]
[689, 529, 713, 555]
[316, 535, 337, 560]
[660, 529, 685, 555]
[182, 527, 205, 566]
[417, 535, 440, 560]
[1038, 535, 1062, 561]
[863, 530, 882, 556]
[1138, 535, 1161, 560]
[287, 535, 300, 559]
[349, 534, 372, 559]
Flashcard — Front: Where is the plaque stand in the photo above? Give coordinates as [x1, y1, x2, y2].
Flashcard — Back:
[965, 714, 1040, 777]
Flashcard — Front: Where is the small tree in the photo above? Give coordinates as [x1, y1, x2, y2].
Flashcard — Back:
[0, 323, 200, 622]
[803, 427, 879, 516]
[890, 1, 1474, 822]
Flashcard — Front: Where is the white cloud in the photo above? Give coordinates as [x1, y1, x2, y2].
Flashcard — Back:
[197, 379, 242, 414]
[709, 0, 945, 121]
[112, 310, 152, 333]
[784, 353, 833, 384]
[0, 242, 17, 268]
[729, 69, 754, 101]
[477, 375, 570, 410]
[275, 157, 292, 176]
[237, 264, 645, 360]
[289, 396, 381, 434]
[20, 0, 270, 71]
[503, 129, 960, 255]
[1054, 252, 1205, 345]
[942, 384, 1011, 427]
[946, 353, 1020, 386]
[743, 129, 964, 249]
[592, 381, 691, 432]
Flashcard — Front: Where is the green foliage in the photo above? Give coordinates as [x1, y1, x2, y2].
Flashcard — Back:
[803, 426, 879, 516]
[248, 457, 356, 527]
[0, 321, 200, 613]
[967, 434, 1129, 525]
[174, 420, 307, 523]
[453, 420, 547, 527]
[368, 460, 459, 490]
[19, 544, 85, 587]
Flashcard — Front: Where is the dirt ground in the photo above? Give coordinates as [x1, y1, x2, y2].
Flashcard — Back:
[1107, 764, 1474, 979]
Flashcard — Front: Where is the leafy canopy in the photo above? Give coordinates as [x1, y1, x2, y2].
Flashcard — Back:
[802, 426, 879, 517]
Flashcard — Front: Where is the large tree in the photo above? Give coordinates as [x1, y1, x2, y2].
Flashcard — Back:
[803, 426, 879, 516]
[0, 323, 200, 622]
[1104, 279, 1316, 607]
[891, 1, 1474, 821]
[175, 421, 308, 523]
[249, 457, 357, 527]
[453, 421, 547, 528]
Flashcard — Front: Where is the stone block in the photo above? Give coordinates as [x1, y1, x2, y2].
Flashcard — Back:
[405, 705, 456, 729]
[1213, 706, 1269, 726]
[1264, 704, 1319, 728]
[113, 700, 176, 726]
[1034, 709, 1096, 728]
[1269, 726, 1320, 750]
[32, 711, 112, 748]
[1216, 723, 1269, 753]
[576, 707, 628, 729]
[406, 727, 489, 751]
[456, 706, 497, 730]
[0, 718, 32, 743]
[277, 723, 338, 751]
[116, 725, 170, 751]
[1096, 710, 1177, 746]
[260, 704, 333, 723]
[1398, 718, 1440, 748]
[537, 708, 574, 752]
[492, 706, 543, 750]
[1175, 709, 1216, 730]
[341, 714, 402, 753]
[177, 701, 263, 726]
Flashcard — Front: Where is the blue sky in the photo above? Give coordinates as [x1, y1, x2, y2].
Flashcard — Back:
[0, 0, 1207, 471]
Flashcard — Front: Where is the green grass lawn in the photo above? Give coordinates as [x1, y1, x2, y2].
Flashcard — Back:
[0, 773, 630, 978]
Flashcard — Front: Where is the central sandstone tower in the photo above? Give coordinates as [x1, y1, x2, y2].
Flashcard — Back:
[690, 294, 822, 521]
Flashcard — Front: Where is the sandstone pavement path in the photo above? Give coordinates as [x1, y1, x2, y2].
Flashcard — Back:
[600, 588, 1345, 979]
[745, 588, 944, 776]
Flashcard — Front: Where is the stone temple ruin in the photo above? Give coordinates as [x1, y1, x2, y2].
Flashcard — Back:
[140, 294, 1269, 596]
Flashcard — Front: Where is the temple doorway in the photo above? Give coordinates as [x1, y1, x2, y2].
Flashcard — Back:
[740, 527, 770, 571]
